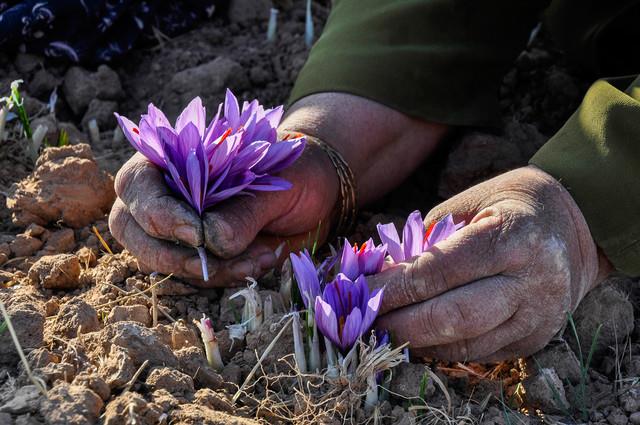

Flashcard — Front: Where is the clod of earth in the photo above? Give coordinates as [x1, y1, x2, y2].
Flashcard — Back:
[28, 254, 82, 290]
[6, 144, 116, 228]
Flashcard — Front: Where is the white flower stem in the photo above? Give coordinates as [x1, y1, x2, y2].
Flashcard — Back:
[364, 373, 379, 410]
[197, 246, 209, 281]
[263, 294, 273, 320]
[324, 336, 338, 378]
[292, 311, 307, 373]
[0, 107, 7, 142]
[308, 321, 321, 373]
[88, 119, 100, 145]
[203, 337, 224, 372]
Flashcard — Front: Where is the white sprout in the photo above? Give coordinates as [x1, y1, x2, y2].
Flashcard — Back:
[194, 314, 224, 371]
[267, 8, 279, 42]
[292, 311, 307, 373]
[229, 278, 263, 332]
[88, 119, 100, 145]
[305, 0, 314, 48]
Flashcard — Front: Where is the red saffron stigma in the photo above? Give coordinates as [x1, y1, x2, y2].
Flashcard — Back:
[423, 221, 436, 243]
[132, 127, 140, 135]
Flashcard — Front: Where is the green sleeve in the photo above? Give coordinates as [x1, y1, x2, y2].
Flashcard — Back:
[289, 0, 549, 126]
[530, 76, 640, 276]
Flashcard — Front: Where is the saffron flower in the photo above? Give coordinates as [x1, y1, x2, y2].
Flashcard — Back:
[315, 273, 384, 352]
[290, 250, 322, 310]
[377, 211, 464, 263]
[115, 90, 305, 280]
[339, 238, 386, 280]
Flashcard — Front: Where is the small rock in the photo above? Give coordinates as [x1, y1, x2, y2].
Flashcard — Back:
[193, 388, 235, 413]
[37, 362, 76, 384]
[0, 385, 42, 414]
[566, 281, 634, 360]
[6, 144, 116, 228]
[523, 368, 568, 414]
[14, 53, 41, 74]
[63, 65, 122, 115]
[81, 99, 118, 132]
[608, 408, 629, 425]
[621, 389, 640, 414]
[24, 224, 47, 238]
[0, 305, 44, 364]
[39, 383, 103, 425]
[145, 367, 194, 395]
[533, 339, 582, 384]
[245, 314, 293, 367]
[0, 253, 8, 266]
[227, 0, 272, 24]
[50, 298, 100, 338]
[24, 347, 56, 369]
[217, 328, 245, 363]
[76, 247, 97, 267]
[40, 229, 75, 254]
[629, 412, 640, 425]
[166, 57, 248, 119]
[106, 305, 151, 327]
[29, 254, 81, 289]
[175, 346, 225, 389]
[98, 345, 136, 389]
[9, 234, 43, 257]
[102, 392, 163, 425]
[29, 69, 60, 99]
[389, 363, 435, 399]
[222, 363, 242, 386]
[44, 299, 60, 316]
[0, 243, 10, 257]
[73, 373, 111, 401]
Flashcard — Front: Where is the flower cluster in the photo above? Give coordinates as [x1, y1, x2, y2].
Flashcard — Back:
[115, 89, 305, 216]
[290, 210, 464, 354]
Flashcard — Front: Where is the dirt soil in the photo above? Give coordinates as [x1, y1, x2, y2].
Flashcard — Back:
[0, 1, 639, 424]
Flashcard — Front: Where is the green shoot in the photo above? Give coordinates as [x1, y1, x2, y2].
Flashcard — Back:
[567, 313, 602, 421]
[3, 80, 32, 139]
[532, 358, 572, 418]
[0, 321, 6, 334]
[418, 372, 430, 405]
[499, 383, 514, 425]
[57, 129, 69, 147]
[311, 220, 322, 257]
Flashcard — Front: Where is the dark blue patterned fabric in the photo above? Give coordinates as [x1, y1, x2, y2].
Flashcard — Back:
[0, 0, 217, 63]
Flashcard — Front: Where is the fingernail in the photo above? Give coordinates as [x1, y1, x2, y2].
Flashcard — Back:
[174, 225, 199, 246]
[231, 259, 254, 278]
[186, 256, 205, 277]
[258, 252, 276, 269]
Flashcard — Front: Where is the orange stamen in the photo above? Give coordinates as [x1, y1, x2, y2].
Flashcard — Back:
[358, 243, 367, 254]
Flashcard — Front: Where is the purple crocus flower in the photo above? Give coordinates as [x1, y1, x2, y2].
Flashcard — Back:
[115, 92, 306, 280]
[376, 211, 464, 263]
[340, 238, 387, 280]
[315, 273, 384, 352]
[290, 250, 322, 310]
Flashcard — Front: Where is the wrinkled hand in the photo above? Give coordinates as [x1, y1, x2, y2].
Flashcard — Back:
[368, 166, 611, 362]
[109, 146, 338, 286]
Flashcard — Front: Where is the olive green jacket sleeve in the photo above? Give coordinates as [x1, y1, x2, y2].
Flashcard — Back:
[289, 0, 548, 126]
[530, 76, 640, 276]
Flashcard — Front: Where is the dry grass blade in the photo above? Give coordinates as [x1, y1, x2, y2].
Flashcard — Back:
[356, 341, 409, 382]
[123, 359, 149, 393]
[0, 300, 47, 396]
[92, 225, 113, 255]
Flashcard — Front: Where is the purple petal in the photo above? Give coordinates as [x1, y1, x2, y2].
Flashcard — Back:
[246, 175, 292, 191]
[340, 239, 359, 281]
[230, 141, 270, 175]
[147, 103, 172, 129]
[425, 213, 457, 248]
[252, 138, 306, 175]
[340, 307, 363, 350]
[360, 288, 383, 336]
[290, 251, 321, 309]
[186, 150, 203, 215]
[377, 223, 404, 263]
[315, 297, 340, 348]
[224, 89, 240, 129]
[403, 210, 425, 260]
[176, 97, 206, 137]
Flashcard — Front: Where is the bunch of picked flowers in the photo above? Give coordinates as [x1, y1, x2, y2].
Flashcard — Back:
[288, 210, 464, 408]
[115, 89, 306, 280]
